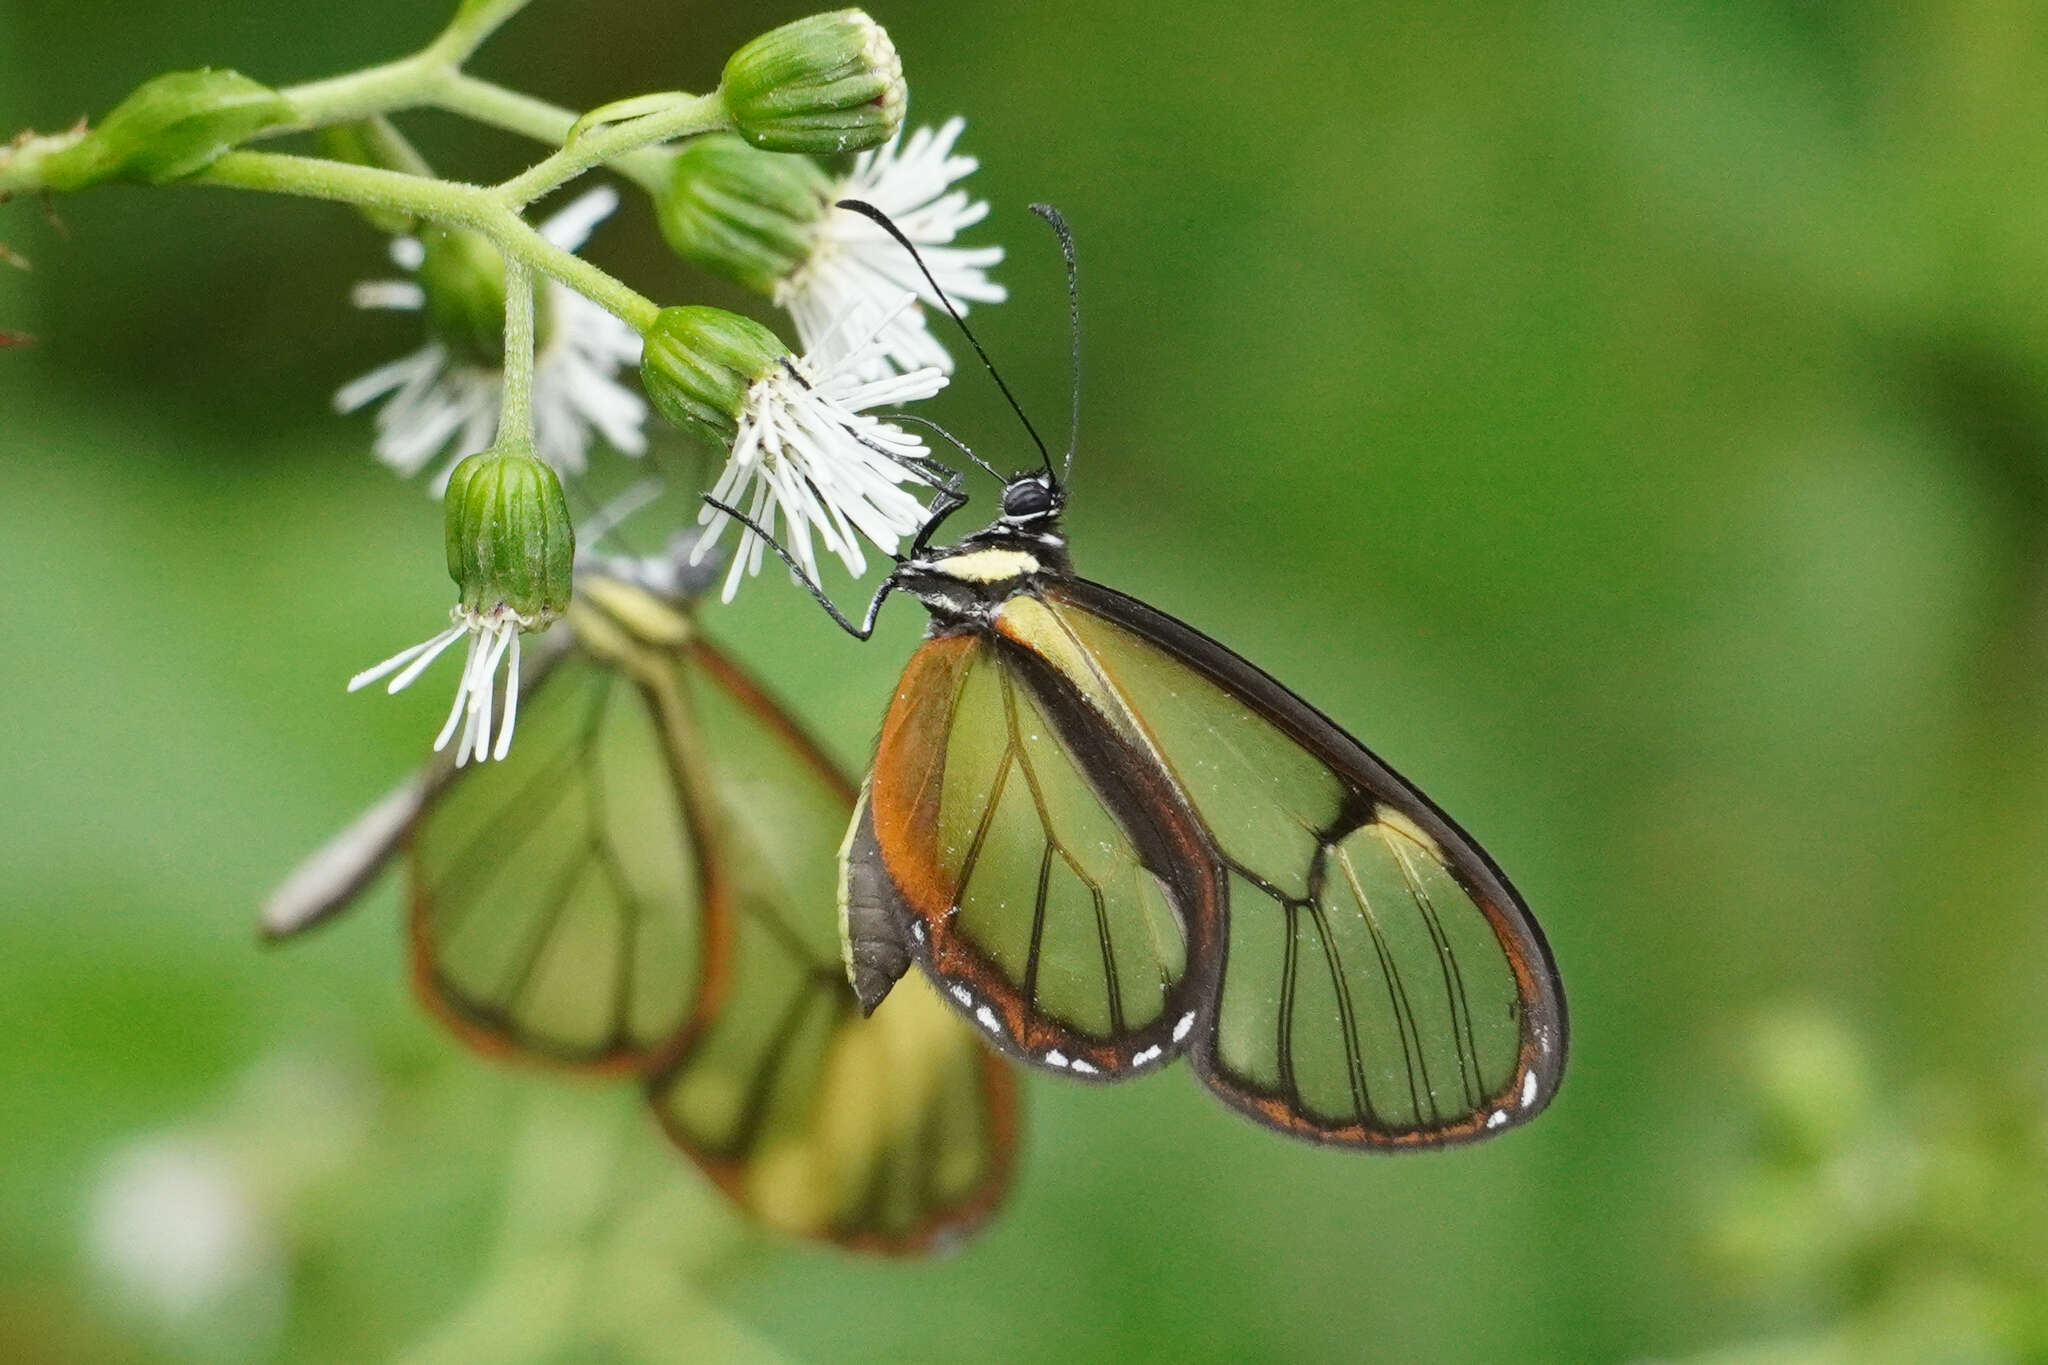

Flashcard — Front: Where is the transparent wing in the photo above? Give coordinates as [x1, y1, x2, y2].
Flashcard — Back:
[408, 614, 716, 1073]
[857, 631, 1217, 1078]
[1033, 580, 1566, 1147]
[646, 643, 1018, 1252]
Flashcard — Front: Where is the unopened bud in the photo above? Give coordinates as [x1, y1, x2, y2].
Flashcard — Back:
[409, 227, 552, 368]
[42, 69, 291, 190]
[656, 135, 832, 294]
[638, 305, 787, 448]
[443, 444, 575, 623]
[720, 10, 905, 155]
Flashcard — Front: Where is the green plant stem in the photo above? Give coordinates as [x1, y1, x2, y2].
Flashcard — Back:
[280, 54, 442, 130]
[4, 0, 679, 202]
[0, 128, 91, 197]
[278, 0, 538, 128]
[499, 259, 536, 439]
[430, 0, 539, 67]
[494, 93, 727, 207]
[195, 151, 659, 333]
[430, 74, 675, 197]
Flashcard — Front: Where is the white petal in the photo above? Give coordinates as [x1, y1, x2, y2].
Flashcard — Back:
[493, 632, 523, 760]
[539, 186, 620, 251]
[350, 281, 426, 311]
[333, 346, 441, 414]
[347, 622, 464, 692]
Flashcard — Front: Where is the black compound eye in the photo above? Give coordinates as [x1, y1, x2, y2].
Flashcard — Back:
[1002, 479, 1054, 518]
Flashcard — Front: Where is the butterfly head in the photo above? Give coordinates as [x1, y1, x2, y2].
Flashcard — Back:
[997, 472, 1064, 530]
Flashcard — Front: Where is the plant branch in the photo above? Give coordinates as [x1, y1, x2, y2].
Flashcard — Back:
[194, 151, 659, 332]
[493, 92, 727, 207]
[426, 0, 540, 68]
[430, 75, 674, 197]
[498, 259, 536, 439]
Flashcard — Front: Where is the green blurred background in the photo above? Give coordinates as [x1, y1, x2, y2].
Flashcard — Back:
[7, 2, 2048, 1361]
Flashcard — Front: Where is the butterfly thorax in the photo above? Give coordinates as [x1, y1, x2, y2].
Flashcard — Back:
[897, 516, 1071, 630]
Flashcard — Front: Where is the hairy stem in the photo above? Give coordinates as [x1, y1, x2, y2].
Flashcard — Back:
[431, 74, 675, 197]
[494, 93, 728, 207]
[195, 151, 659, 332]
[428, 0, 540, 67]
[0, 127, 91, 197]
[498, 258, 537, 439]
[280, 54, 445, 130]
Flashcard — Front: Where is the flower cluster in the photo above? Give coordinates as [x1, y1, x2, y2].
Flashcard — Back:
[316, 11, 1006, 761]
[335, 187, 647, 491]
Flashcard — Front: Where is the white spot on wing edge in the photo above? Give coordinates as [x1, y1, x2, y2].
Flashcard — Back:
[948, 984, 973, 1008]
[1131, 1044, 1162, 1066]
[1172, 1011, 1196, 1043]
[911, 921, 926, 943]
[1069, 1058, 1099, 1076]
[1486, 1109, 1510, 1130]
[1519, 1069, 1539, 1109]
[1044, 1050, 1070, 1069]
[975, 1005, 1001, 1034]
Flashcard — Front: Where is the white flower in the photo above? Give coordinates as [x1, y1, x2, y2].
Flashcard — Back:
[86, 1132, 280, 1326]
[695, 296, 948, 603]
[347, 605, 534, 765]
[334, 186, 648, 492]
[777, 116, 1005, 377]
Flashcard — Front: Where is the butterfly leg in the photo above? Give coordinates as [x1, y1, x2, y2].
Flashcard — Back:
[699, 495, 903, 640]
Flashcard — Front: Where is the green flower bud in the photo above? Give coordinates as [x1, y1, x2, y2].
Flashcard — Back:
[443, 444, 575, 623]
[656, 134, 832, 294]
[639, 305, 788, 448]
[720, 10, 905, 155]
[42, 69, 291, 190]
[413, 226, 551, 368]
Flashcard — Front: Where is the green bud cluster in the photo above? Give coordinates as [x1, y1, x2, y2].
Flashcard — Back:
[443, 444, 575, 623]
[721, 10, 905, 155]
[638, 305, 789, 449]
[41, 69, 291, 190]
[656, 135, 833, 294]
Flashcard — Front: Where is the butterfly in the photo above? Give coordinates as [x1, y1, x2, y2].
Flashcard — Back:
[821, 468, 1569, 1149]
[262, 540, 1018, 1250]
[718, 202, 1568, 1151]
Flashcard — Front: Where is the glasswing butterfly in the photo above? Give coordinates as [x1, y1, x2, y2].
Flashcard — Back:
[263, 538, 1018, 1250]
[735, 203, 1567, 1149]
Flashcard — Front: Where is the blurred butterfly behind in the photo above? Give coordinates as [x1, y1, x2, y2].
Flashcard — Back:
[263, 539, 1018, 1252]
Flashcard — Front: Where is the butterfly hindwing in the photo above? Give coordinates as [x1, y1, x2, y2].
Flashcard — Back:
[647, 641, 1017, 1251]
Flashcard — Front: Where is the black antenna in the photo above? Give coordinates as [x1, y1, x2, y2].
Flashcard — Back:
[890, 412, 1004, 484]
[1029, 204, 1082, 484]
[835, 198, 1055, 479]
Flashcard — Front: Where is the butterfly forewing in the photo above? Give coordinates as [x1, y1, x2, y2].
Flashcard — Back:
[647, 641, 1017, 1251]
[409, 624, 715, 1072]
[866, 631, 1216, 1077]
[1034, 579, 1565, 1144]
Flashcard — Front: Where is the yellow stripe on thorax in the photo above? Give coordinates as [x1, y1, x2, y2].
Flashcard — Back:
[934, 548, 1041, 583]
